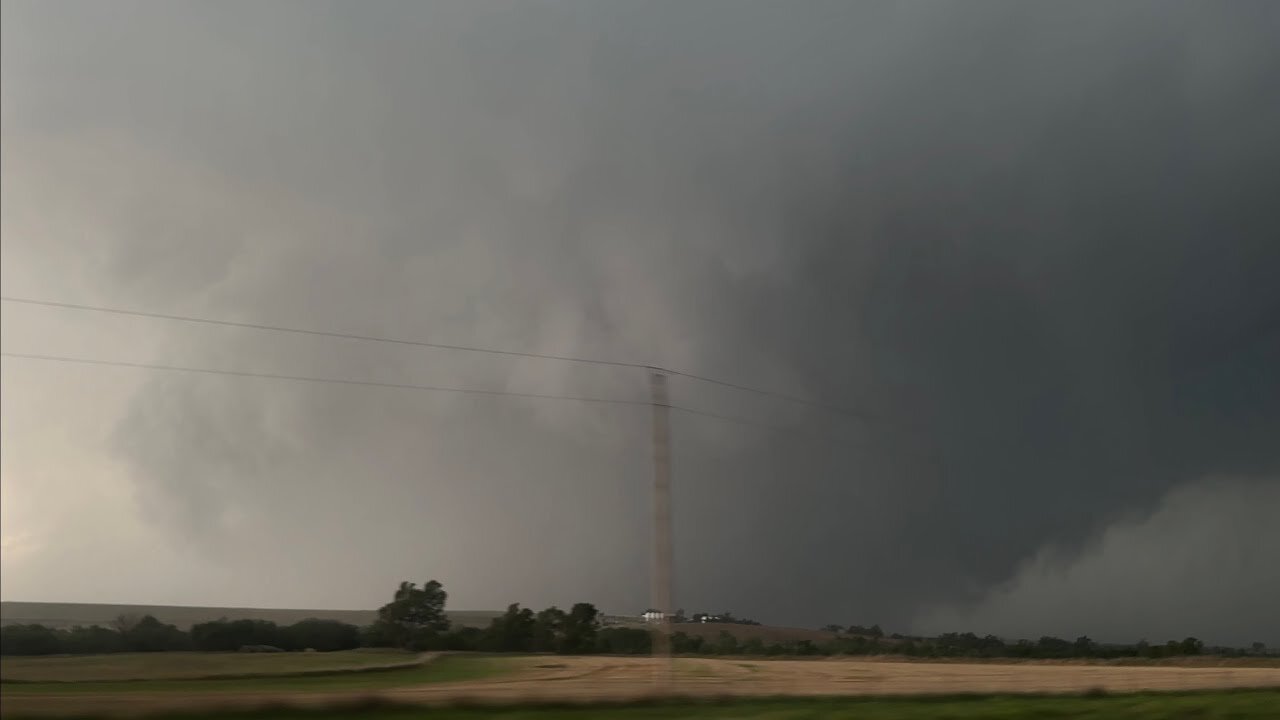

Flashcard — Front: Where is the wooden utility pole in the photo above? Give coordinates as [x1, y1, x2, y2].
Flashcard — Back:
[649, 369, 674, 687]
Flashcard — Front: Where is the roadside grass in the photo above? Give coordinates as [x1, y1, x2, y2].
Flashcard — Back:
[0, 655, 518, 694]
[1, 651, 419, 683]
[5, 689, 1279, 719]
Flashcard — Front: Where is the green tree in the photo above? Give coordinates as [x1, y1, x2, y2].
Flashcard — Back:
[595, 627, 651, 654]
[533, 606, 567, 652]
[444, 626, 482, 651]
[360, 621, 398, 648]
[562, 603, 599, 653]
[794, 639, 822, 655]
[286, 619, 361, 652]
[671, 631, 706, 654]
[121, 615, 191, 652]
[0, 624, 62, 655]
[714, 629, 740, 655]
[1036, 636, 1072, 659]
[483, 604, 536, 652]
[61, 625, 126, 654]
[372, 580, 449, 649]
[1074, 635, 1097, 657]
[191, 618, 283, 651]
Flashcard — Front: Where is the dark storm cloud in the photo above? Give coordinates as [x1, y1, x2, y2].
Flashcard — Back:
[919, 476, 1280, 648]
[3, 0, 1278, 640]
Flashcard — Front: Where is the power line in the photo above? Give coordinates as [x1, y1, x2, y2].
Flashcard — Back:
[662, 368, 889, 424]
[0, 295, 900, 426]
[0, 296, 640, 370]
[2, 350, 939, 452]
[0, 352, 648, 407]
[0, 351, 782, 430]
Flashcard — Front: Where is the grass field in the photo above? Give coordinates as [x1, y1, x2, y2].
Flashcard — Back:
[0, 655, 517, 695]
[4, 691, 1280, 720]
[0, 650, 426, 683]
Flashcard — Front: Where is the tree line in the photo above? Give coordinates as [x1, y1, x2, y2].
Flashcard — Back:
[0, 614, 363, 656]
[357, 581, 653, 654]
[669, 631, 1274, 660]
[0, 581, 650, 657]
[2, 580, 1272, 659]
[700, 631, 1219, 660]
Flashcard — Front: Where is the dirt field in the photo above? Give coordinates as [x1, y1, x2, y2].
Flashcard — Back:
[4, 655, 1279, 717]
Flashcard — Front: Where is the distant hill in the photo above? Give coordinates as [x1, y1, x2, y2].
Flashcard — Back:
[0, 601, 502, 630]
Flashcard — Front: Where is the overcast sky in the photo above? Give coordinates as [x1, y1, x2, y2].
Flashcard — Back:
[2, 0, 1278, 647]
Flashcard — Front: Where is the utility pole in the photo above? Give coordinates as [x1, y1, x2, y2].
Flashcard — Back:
[649, 369, 674, 688]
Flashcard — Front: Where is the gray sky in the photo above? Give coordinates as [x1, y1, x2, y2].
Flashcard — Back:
[2, 0, 1278, 647]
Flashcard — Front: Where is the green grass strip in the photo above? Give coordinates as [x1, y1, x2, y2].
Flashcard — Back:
[6, 689, 1280, 720]
[1, 656, 511, 695]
